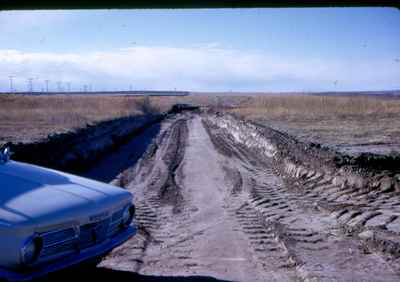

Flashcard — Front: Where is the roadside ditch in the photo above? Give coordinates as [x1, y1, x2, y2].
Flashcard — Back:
[7, 114, 165, 177]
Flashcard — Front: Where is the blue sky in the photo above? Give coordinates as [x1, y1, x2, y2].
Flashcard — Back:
[0, 8, 399, 92]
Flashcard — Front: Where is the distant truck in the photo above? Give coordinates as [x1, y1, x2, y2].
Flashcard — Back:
[168, 104, 200, 114]
[0, 147, 136, 281]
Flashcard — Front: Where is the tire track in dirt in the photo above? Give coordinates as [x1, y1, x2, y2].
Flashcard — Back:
[203, 114, 400, 281]
[101, 112, 400, 281]
[173, 116, 284, 282]
[100, 115, 192, 274]
[290, 172, 400, 273]
[103, 114, 298, 281]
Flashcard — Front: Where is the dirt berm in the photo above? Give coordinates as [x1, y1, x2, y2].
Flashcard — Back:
[6, 114, 164, 175]
[205, 112, 400, 261]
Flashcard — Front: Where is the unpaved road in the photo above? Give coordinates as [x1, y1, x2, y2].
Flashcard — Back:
[44, 113, 400, 281]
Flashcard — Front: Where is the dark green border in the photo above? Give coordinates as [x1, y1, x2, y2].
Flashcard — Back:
[0, 0, 399, 10]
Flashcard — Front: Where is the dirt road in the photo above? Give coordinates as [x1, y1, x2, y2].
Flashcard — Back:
[91, 113, 400, 281]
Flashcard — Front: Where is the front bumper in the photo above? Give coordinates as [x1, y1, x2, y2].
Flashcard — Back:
[0, 225, 136, 281]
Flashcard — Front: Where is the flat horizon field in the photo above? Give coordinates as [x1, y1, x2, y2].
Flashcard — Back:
[0, 92, 399, 156]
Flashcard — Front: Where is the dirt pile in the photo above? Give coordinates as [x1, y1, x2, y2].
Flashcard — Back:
[207, 113, 400, 194]
[205, 113, 400, 263]
[6, 114, 164, 174]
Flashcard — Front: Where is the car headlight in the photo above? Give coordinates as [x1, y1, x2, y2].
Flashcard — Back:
[21, 236, 42, 265]
[121, 204, 135, 227]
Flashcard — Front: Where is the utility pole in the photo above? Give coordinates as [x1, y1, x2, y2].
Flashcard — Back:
[67, 82, 71, 92]
[8, 76, 14, 93]
[28, 78, 33, 93]
[83, 84, 88, 93]
[57, 81, 62, 92]
[45, 80, 49, 93]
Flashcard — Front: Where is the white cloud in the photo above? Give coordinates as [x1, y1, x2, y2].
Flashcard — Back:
[0, 10, 76, 30]
[0, 45, 399, 92]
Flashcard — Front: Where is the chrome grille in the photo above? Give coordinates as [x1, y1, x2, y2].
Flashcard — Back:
[38, 207, 126, 261]
[78, 217, 111, 248]
[40, 227, 77, 259]
[41, 227, 76, 247]
[40, 241, 76, 258]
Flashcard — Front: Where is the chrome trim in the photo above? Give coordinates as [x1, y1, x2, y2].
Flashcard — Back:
[35, 205, 130, 263]
[2, 226, 136, 282]
[89, 211, 110, 222]
[40, 227, 79, 248]
[0, 147, 12, 164]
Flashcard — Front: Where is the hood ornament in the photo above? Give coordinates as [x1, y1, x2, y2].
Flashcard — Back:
[0, 147, 12, 164]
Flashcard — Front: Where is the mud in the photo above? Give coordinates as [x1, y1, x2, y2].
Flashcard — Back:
[93, 112, 400, 281]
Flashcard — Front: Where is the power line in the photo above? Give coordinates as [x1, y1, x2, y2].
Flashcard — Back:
[45, 80, 49, 92]
[8, 76, 14, 93]
[28, 78, 33, 93]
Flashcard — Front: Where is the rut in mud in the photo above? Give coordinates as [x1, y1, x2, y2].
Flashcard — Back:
[95, 112, 400, 282]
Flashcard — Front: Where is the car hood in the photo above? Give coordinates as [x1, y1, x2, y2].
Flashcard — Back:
[0, 161, 132, 230]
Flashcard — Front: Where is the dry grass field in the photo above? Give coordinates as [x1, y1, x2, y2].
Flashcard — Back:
[0, 95, 141, 145]
[1, 93, 400, 155]
[228, 95, 400, 154]
[0, 94, 215, 145]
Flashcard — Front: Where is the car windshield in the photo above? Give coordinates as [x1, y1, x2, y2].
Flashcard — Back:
[1, 6, 400, 281]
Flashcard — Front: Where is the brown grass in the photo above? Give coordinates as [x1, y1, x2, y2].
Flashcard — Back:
[0, 95, 144, 144]
[228, 95, 400, 120]
[2, 93, 399, 153]
[226, 95, 400, 154]
[0, 94, 215, 145]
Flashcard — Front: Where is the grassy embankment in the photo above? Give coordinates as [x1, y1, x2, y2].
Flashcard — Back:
[0, 94, 212, 145]
[228, 95, 400, 151]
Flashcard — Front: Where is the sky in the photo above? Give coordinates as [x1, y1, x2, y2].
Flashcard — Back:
[0, 8, 399, 92]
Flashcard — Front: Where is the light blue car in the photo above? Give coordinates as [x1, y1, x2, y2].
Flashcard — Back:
[0, 148, 136, 281]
